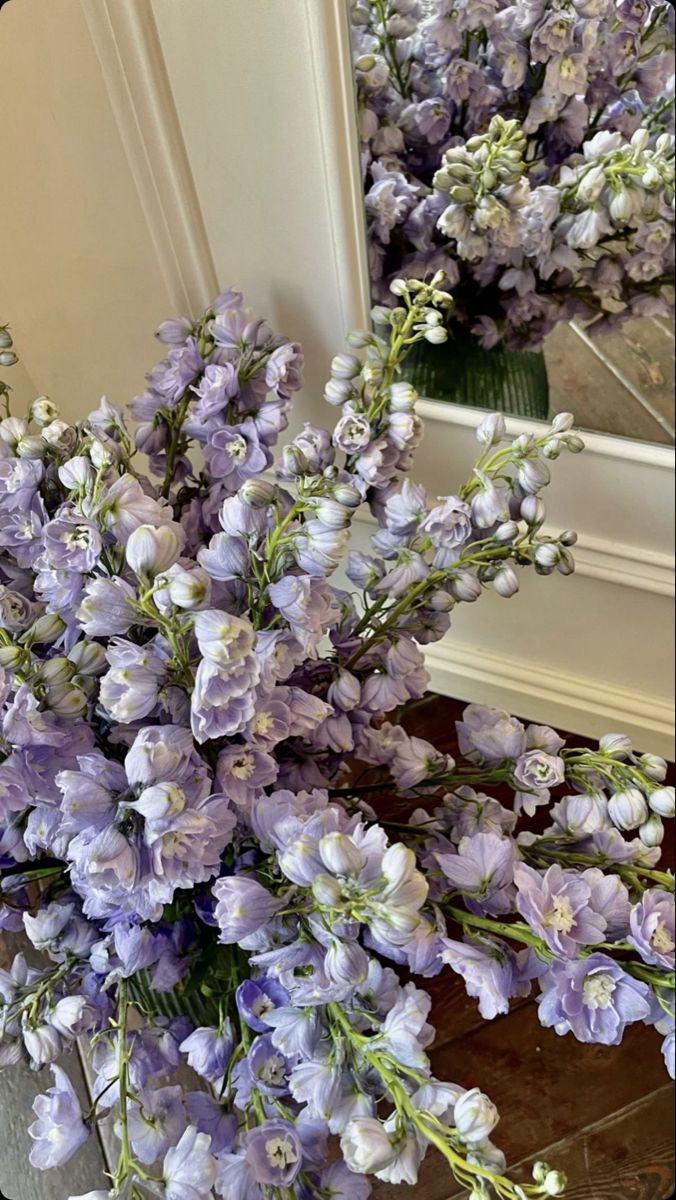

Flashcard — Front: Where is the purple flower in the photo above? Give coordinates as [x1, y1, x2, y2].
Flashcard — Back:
[41, 516, 101, 571]
[436, 832, 516, 899]
[537, 954, 652, 1045]
[180, 1024, 235, 1082]
[629, 889, 675, 970]
[440, 936, 532, 1020]
[28, 1065, 89, 1168]
[236, 978, 289, 1033]
[514, 863, 606, 956]
[244, 1119, 303, 1187]
[213, 877, 281, 943]
[456, 705, 527, 765]
[126, 1085, 186, 1164]
[205, 421, 269, 487]
[163, 1125, 216, 1200]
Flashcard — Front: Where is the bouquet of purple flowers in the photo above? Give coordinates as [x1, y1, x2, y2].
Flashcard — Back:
[351, 0, 675, 349]
[0, 283, 673, 1200]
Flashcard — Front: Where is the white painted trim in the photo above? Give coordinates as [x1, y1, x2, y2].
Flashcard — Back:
[423, 638, 675, 757]
[302, 0, 372, 335]
[350, 501, 675, 597]
[416, 398, 676, 468]
[80, 0, 218, 315]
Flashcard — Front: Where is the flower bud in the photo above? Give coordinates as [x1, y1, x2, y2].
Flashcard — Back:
[314, 498, 350, 530]
[0, 645, 24, 669]
[324, 378, 353, 406]
[0, 326, 13, 350]
[167, 564, 211, 610]
[493, 521, 519, 543]
[58, 456, 95, 490]
[608, 787, 648, 831]
[534, 543, 560, 569]
[454, 1088, 499, 1144]
[390, 381, 418, 412]
[521, 496, 545, 526]
[88, 436, 113, 468]
[319, 832, 365, 877]
[639, 813, 664, 848]
[239, 479, 277, 508]
[390, 278, 410, 297]
[476, 412, 507, 447]
[328, 669, 361, 712]
[347, 329, 373, 349]
[37, 657, 73, 686]
[23, 1023, 62, 1065]
[0, 350, 18, 367]
[332, 483, 361, 508]
[281, 445, 310, 477]
[449, 571, 482, 602]
[599, 733, 633, 757]
[550, 412, 574, 433]
[331, 353, 361, 381]
[638, 753, 668, 783]
[17, 435, 46, 459]
[543, 1171, 567, 1196]
[648, 786, 675, 818]
[556, 547, 575, 576]
[26, 613, 66, 644]
[562, 433, 585, 453]
[424, 325, 447, 344]
[493, 566, 519, 597]
[325, 939, 369, 988]
[126, 522, 185, 577]
[68, 642, 107, 676]
[46, 683, 88, 717]
[312, 873, 343, 907]
[559, 530, 578, 547]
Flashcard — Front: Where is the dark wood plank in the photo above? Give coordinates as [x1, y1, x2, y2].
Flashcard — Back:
[439, 1086, 675, 1200]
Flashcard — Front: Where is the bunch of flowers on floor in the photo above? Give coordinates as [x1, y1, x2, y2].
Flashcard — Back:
[0, 287, 673, 1200]
[351, 0, 675, 348]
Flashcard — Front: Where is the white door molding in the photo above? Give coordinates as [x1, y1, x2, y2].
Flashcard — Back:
[80, 0, 218, 316]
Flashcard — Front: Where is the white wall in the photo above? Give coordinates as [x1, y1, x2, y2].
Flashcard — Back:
[0, 0, 175, 421]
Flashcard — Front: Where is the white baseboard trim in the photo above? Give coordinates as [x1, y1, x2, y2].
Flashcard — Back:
[424, 637, 675, 759]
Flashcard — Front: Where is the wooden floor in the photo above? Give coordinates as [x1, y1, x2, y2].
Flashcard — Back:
[544, 317, 675, 447]
[372, 696, 675, 1200]
[0, 695, 674, 1199]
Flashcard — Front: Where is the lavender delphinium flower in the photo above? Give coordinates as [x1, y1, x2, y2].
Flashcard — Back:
[1, 284, 673, 1200]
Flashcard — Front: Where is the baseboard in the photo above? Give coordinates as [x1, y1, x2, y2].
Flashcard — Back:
[424, 637, 675, 759]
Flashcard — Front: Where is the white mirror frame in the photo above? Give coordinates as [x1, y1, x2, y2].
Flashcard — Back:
[6, 0, 675, 754]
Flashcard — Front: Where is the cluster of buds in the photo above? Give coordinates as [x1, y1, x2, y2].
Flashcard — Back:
[434, 116, 530, 258]
[558, 128, 676, 250]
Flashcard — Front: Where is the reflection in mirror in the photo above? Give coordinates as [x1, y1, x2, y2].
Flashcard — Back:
[349, 0, 675, 444]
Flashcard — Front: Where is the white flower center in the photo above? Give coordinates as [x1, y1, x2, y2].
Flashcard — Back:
[231, 754, 255, 781]
[258, 1054, 286, 1087]
[583, 973, 617, 1011]
[651, 920, 675, 956]
[227, 435, 248, 464]
[265, 1135, 298, 1170]
[253, 711, 274, 736]
[546, 895, 575, 934]
[252, 995, 275, 1018]
[65, 526, 93, 550]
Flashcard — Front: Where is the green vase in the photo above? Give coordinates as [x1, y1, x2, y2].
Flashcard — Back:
[400, 322, 550, 419]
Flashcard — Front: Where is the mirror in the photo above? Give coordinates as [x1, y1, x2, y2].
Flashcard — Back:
[348, 0, 675, 446]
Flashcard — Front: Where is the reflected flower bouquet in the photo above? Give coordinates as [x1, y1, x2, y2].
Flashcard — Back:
[351, 0, 675, 348]
[0, 284, 673, 1200]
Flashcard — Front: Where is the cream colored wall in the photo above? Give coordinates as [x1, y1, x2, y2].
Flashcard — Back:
[0, 0, 174, 421]
[150, 0, 369, 422]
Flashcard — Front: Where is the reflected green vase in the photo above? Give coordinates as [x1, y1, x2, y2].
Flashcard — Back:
[400, 322, 550, 419]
